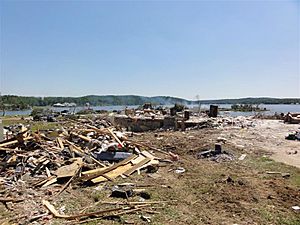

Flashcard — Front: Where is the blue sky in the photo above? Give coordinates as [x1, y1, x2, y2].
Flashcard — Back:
[0, 0, 299, 100]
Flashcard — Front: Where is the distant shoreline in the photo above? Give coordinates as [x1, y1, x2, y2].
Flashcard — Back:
[1, 95, 299, 109]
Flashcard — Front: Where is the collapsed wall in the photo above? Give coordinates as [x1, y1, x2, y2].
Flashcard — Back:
[113, 115, 176, 132]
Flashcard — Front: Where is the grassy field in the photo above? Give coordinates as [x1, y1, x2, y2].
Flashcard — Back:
[1, 116, 62, 132]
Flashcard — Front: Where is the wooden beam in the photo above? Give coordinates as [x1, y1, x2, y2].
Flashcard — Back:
[123, 158, 151, 176]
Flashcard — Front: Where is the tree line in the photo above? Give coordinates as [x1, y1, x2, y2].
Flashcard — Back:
[0, 95, 299, 111]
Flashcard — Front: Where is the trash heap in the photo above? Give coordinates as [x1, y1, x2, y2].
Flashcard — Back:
[0, 118, 178, 223]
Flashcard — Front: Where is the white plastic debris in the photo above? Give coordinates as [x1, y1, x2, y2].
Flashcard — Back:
[238, 154, 247, 161]
[292, 206, 300, 211]
[175, 167, 186, 174]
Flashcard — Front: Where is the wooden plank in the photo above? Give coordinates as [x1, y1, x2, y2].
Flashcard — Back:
[85, 124, 108, 135]
[55, 158, 83, 178]
[42, 200, 69, 218]
[82, 167, 108, 175]
[91, 163, 133, 184]
[65, 140, 85, 156]
[57, 137, 64, 150]
[131, 154, 146, 165]
[71, 132, 91, 142]
[107, 128, 124, 147]
[0, 136, 33, 147]
[42, 177, 57, 187]
[45, 167, 51, 177]
[128, 141, 169, 155]
[0, 147, 25, 152]
[142, 159, 159, 167]
[123, 158, 151, 176]
[141, 150, 156, 160]
[33, 175, 56, 187]
[83, 154, 137, 180]
[55, 167, 81, 196]
[91, 155, 148, 183]
[0, 197, 24, 203]
[88, 154, 106, 167]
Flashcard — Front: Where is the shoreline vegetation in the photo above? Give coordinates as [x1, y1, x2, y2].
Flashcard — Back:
[0, 95, 299, 112]
[220, 104, 269, 112]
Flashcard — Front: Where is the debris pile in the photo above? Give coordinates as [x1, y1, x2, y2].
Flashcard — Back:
[0, 118, 178, 223]
[114, 105, 258, 132]
[284, 112, 300, 124]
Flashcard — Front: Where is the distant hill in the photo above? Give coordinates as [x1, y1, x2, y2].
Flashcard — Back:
[196, 97, 300, 105]
[0, 95, 299, 109]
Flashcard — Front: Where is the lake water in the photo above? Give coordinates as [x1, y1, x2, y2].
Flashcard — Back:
[2, 104, 299, 117]
[189, 104, 300, 117]
[3, 105, 139, 116]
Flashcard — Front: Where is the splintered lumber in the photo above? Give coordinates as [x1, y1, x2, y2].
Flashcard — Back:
[55, 158, 83, 178]
[123, 158, 151, 176]
[65, 140, 85, 156]
[128, 141, 169, 155]
[130, 154, 145, 164]
[42, 200, 123, 220]
[88, 155, 106, 167]
[91, 154, 150, 183]
[141, 150, 157, 160]
[42, 200, 71, 218]
[70, 132, 91, 142]
[0, 136, 33, 147]
[91, 163, 133, 183]
[56, 167, 81, 196]
[0, 197, 24, 203]
[132, 142, 179, 160]
[0, 147, 25, 152]
[40, 158, 83, 188]
[82, 167, 108, 176]
[85, 124, 108, 135]
[42, 177, 58, 187]
[140, 150, 160, 166]
[57, 137, 64, 150]
[33, 175, 56, 187]
[32, 132, 42, 142]
[107, 128, 124, 147]
[83, 154, 137, 181]
[45, 167, 51, 177]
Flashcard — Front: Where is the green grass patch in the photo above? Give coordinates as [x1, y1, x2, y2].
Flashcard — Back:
[247, 155, 300, 187]
[277, 217, 300, 225]
[30, 121, 62, 132]
[2, 119, 27, 126]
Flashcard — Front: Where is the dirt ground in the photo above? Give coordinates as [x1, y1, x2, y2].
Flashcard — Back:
[217, 119, 300, 168]
[0, 119, 299, 225]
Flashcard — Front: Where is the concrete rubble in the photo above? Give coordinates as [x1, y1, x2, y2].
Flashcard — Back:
[113, 104, 257, 132]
